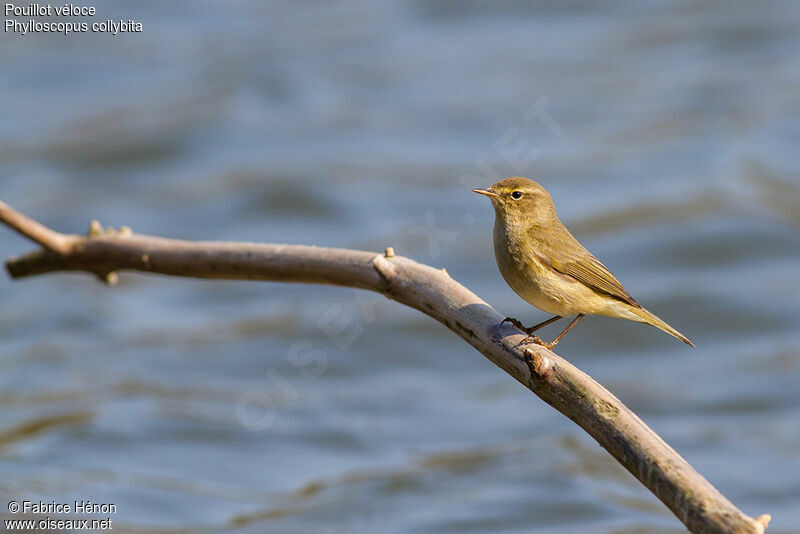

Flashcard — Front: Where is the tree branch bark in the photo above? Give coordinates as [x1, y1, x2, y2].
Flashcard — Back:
[0, 201, 770, 534]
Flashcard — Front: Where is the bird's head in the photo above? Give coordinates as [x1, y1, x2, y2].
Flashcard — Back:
[473, 177, 556, 226]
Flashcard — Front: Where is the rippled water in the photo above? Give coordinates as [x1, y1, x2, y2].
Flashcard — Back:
[1, 1, 799, 532]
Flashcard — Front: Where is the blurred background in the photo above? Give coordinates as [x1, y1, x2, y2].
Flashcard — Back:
[1, 1, 799, 532]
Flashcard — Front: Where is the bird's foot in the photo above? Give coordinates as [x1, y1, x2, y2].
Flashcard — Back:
[501, 317, 537, 336]
[502, 317, 558, 349]
[520, 335, 556, 351]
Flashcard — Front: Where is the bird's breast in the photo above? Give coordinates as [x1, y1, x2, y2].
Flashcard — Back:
[492, 219, 592, 316]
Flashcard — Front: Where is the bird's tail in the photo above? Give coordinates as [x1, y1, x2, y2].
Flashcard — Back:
[630, 306, 695, 347]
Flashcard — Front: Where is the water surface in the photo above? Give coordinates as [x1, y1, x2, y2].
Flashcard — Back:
[1, 1, 799, 532]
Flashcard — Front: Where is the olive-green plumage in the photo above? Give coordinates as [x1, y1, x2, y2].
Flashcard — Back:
[474, 177, 694, 347]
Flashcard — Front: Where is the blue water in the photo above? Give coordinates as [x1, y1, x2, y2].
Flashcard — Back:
[1, 1, 799, 532]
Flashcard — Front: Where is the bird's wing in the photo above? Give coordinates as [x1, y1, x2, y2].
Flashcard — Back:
[539, 237, 639, 308]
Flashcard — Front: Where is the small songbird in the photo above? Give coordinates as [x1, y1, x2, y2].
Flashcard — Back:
[473, 177, 694, 349]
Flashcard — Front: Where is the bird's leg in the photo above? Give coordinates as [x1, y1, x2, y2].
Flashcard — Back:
[501, 315, 562, 336]
[528, 314, 585, 350]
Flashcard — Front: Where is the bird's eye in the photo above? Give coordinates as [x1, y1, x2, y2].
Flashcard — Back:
[511, 191, 522, 199]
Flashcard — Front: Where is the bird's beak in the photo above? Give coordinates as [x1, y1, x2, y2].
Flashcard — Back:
[472, 188, 499, 199]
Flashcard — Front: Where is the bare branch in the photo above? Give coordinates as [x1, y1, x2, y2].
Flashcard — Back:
[0, 201, 78, 255]
[0, 202, 770, 534]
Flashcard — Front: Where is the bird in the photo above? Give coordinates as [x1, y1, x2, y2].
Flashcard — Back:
[473, 177, 694, 349]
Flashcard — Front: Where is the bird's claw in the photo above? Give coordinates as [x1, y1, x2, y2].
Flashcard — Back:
[502, 317, 534, 335]
[501, 316, 517, 327]
[520, 335, 555, 350]
[503, 317, 558, 349]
